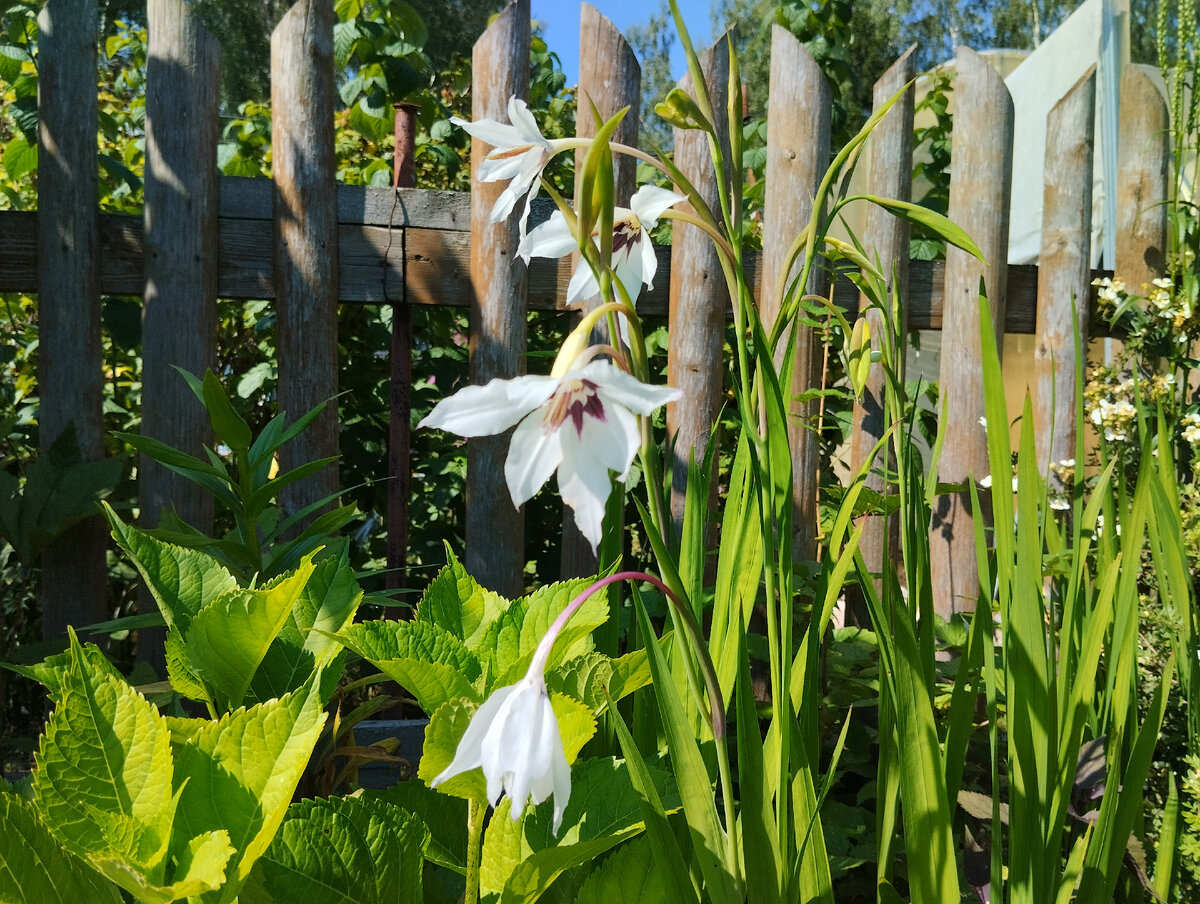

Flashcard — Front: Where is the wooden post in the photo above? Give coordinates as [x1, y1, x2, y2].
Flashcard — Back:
[759, 27, 831, 562]
[465, 0, 529, 599]
[271, 0, 340, 524]
[142, 0, 220, 533]
[930, 47, 1015, 619]
[1034, 70, 1095, 474]
[36, 0, 106, 642]
[845, 45, 917, 624]
[1114, 65, 1169, 288]
[667, 38, 730, 532]
[387, 102, 419, 600]
[560, 2, 640, 579]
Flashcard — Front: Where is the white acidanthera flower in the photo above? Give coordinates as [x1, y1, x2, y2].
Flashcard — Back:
[451, 96, 571, 237]
[431, 657, 571, 832]
[418, 359, 681, 550]
[518, 184, 685, 307]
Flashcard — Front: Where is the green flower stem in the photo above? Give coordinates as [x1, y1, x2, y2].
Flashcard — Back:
[465, 798, 484, 904]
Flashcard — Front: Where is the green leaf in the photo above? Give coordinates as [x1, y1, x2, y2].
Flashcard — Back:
[417, 549, 507, 648]
[337, 618, 482, 714]
[856, 195, 985, 261]
[171, 675, 328, 904]
[574, 836, 668, 904]
[165, 629, 210, 704]
[31, 634, 235, 902]
[246, 552, 360, 704]
[367, 781, 468, 874]
[0, 640, 121, 699]
[104, 505, 238, 633]
[186, 557, 317, 710]
[3, 133, 36, 180]
[240, 796, 428, 904]
[201, 370, 253, 452]
[0, 793, 122, 904]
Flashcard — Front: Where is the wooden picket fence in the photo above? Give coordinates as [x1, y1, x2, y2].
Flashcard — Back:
[1, 0, 1169, 643]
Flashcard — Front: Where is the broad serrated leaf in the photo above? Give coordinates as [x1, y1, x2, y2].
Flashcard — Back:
[483, 578, 607, 688]
[240, 796, 428, 904]
[33, 637, 177, 881]
[165, 629, 211, 703]
[417, 550, 507, 648]
[367, 781, 468, 874]
[574, 836, 668, 904]
[0, 793, 123, 904]
[246, 553, 360, 704]
[1, 640, 120, 700]
[338, 618, 482, 713]
[488, 756, 678, 904]
[104, 506, 237, 633]
[170, 675, 328, 904]
[186, 559, 316, 710]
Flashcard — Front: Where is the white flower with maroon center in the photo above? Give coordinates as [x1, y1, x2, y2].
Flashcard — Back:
[451, 96, 576, 239]
[418, 360, 680, 550]
[519, 184, 685, 307]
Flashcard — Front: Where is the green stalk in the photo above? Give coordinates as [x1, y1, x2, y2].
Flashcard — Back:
[465, 799, 484, 904]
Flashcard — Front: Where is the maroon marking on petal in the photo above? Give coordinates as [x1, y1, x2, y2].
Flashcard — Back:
[612, 220, 639, 255]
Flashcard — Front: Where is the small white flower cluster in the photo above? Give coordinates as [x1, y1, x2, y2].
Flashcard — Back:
[1092, 276, 1126, 307]
[1146, 276, 1192, 325]
[1183, 412, 1200, 445]
[1090, 396, 1137, 442]
[1047, 458, 1075, 511]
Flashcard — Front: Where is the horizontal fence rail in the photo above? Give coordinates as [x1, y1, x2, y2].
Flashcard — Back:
[0, 175, 1105, 333]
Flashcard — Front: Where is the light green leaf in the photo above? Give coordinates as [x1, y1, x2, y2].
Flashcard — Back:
[0, 793, 122, 904]
[3, 134, 36, 181]
[574, 836, 668, 904]
[246, 552, 360, 704]
[1, 641, 121, 699]
[240, 796, 429, 904]
[164, 629, 210, 704]
[417, 548, 507, 648]
[186, 558, 316, 709]
[856, 194, 985, 261]
[170, 675, 328, 904]
[104, 506, 238, 633]
[337, 618, 482, 713]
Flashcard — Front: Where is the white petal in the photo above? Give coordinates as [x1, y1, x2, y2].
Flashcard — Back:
[565, 261, 600, 305]
[549, 734, 571, 835]
[583, 400, 641, 479]
[506, 412, 563, 506]
[629, 184, 685, 224]
[611, 246, 644, 304]
[507, 97, 549, 147]
[477, 151, 535, 184]
[582, 361, 683, 415]
[638, 233, 658, 288]
[520, 211, 578, 262]
[432, 685, 516, 790]
[451, 115, 524, 150]
[418, 375, 558, 436]
[556, 423, 620, 550]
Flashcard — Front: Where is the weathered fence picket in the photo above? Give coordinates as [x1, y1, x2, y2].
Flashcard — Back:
[6, 0, 1177, 643]
[931, 46, 1016, 620]
[271, 0, 341, 522]
[465, 0, 529, 600]
[1034, 69, 1096, 474]
[761, 27, 831, 562]
[36, 0, 107, 640]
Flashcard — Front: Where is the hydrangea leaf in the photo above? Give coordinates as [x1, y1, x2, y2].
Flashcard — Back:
[1, 640, 121, 700]
[573, 837, 668, 904]
[417, 547, 507, 648]
[0, 793, 122, 904]
[186, 557, 316, 710]
[338, 619, 482, 713]
[104, 506, 237, 632]
[489, 755, 679, 904]
[170, 674, 327, 904]
[418, 700, 489, 803]
[367, 781, 468, 874]
[246, 552, 360, 704]
[32, 636, 177, 879]
[239, 796, 429, 904]
[164, 629, 210, 704]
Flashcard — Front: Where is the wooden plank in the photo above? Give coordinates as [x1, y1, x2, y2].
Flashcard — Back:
[846, 45, 917, 625]
[667, 38, 730, 531]
[465, 0, 529, 599]
[36, 0, 107, 642]
[1034, 69, 1095, 474]
[271, 0, 340, 521]
[931, 47, 1015, 619]
[0, 208, 1083, 332]
[141, 0, 221, 537]
[1115, 65, 1169, 288]
[559, 1, 641, 579]
[761, 27, 831, 561]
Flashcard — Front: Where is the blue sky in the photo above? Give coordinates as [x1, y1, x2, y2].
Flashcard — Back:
[530, 0, 714, 85]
